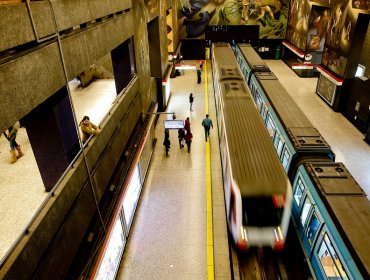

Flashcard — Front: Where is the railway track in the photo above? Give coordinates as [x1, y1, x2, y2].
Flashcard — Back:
[230, 226, 313, 280]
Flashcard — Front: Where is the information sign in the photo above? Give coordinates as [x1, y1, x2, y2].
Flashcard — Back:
[164, 120, 184, 129]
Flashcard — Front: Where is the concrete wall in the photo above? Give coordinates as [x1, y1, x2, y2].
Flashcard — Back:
[0, 78, 141, 280]
[0, 0, 132, 52]
[0, 11, 134, 133]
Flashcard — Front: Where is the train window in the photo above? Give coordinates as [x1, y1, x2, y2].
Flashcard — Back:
[293, 177, 305, 206]
[306, 211, 320, 246]
[281, 148, 290, 170]
[318, 234, 348, 279]
[261, 105, 268, 122]
[242, 197, 283, 227]
[256, 95, 263, 112]
[275, 135, 284, 157]
[266, 115, 276, 140]
[300, 197, 312, 227]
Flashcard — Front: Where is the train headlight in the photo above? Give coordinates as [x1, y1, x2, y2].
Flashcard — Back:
[240, 227, 248, 241]
[238, 227, 249, 250]
[273, 227, 284, 250]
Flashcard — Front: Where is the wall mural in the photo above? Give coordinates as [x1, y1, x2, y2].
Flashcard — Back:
[145, 0, 159, 20]
[306, 7, 331, 51]
[178, 0, 290, 39]
[286, 0, 331, 51]
[286, 0, 310, 50]
[321, 0, 369, 76]
[286, 0, 369, 77]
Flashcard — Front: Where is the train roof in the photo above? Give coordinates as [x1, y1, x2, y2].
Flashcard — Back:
[237, 43, 269, 71]
[256, 74, 313, 128]
[236, 44, 333, 153]
[222, 82, 288, 197]
[307, 162, 370, 277]
[213, 43, 288, 197]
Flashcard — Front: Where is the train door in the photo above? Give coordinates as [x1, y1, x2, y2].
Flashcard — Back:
[293, 175, 323, 254]
[275, 134, 284, 157]
[292, 172, 306, 217]
[250, 81, 258, 103]
[280, 147, 291, 171]
[261, 104, 268, 122]
[242, 66, 248, 80]
[265, 114, 277, 141]
[312, 233, 349, 280]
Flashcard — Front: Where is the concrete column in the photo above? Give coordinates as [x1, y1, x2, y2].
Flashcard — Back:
[22, 86, 80, 191]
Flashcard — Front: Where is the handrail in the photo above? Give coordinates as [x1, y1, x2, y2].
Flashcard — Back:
[0, 75, 138, 270]
[96, 75, 138, 129]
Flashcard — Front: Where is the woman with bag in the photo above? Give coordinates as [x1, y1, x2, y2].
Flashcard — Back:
[178, 128, 185, 149]
[184, 129, 193, 153]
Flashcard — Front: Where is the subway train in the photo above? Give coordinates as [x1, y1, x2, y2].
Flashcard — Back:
[233, 43, 370, 280]
[211, 42, 293, 251]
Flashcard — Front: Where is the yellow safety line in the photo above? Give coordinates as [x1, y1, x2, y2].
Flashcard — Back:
[204, 60, 214, 280]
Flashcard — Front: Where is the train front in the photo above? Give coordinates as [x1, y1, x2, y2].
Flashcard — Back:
[234, 187, 292, 251]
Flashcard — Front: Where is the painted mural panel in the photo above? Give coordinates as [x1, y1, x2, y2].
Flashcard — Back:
[286, 0, 331, 52]
[286, 0, 311, 50]
[178, 0, 290, 39]
[322, 0, 368, 76]
[146, 0, 159, 20]
[352, 0, 370, 11]
[306, 6, 330, 51]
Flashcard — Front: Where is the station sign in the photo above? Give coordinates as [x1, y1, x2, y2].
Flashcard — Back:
[164, 120, 184, 129]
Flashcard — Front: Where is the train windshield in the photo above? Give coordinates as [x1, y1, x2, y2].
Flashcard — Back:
[242, 196, 284, 227]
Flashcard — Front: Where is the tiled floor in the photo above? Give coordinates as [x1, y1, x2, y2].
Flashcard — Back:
[116, 62, 212, 279]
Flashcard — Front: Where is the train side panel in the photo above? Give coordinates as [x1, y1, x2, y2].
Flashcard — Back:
[249, 75, 296, 171]
[291, 163, 369, 280]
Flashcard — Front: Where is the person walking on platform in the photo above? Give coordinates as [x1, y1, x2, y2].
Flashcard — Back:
[189, 93, 194, 112]
[4, 123, 24, 164]
[184, 129, 193, 153]
[163, 129, 171, 156]
[184, 117, 191, 132]
[202, 114, 213, 142]
[178, 128, 185, 149]
[197, 67, 201, 84]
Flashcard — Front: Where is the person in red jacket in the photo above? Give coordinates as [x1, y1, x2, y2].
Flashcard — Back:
[184, 117, 191, 131]
[184, 129, 193, 153]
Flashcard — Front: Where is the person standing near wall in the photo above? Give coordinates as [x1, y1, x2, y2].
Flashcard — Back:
[79, 116, 101, 143]
[201, 114, 213, 142]
[197, 68, 201, 84]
